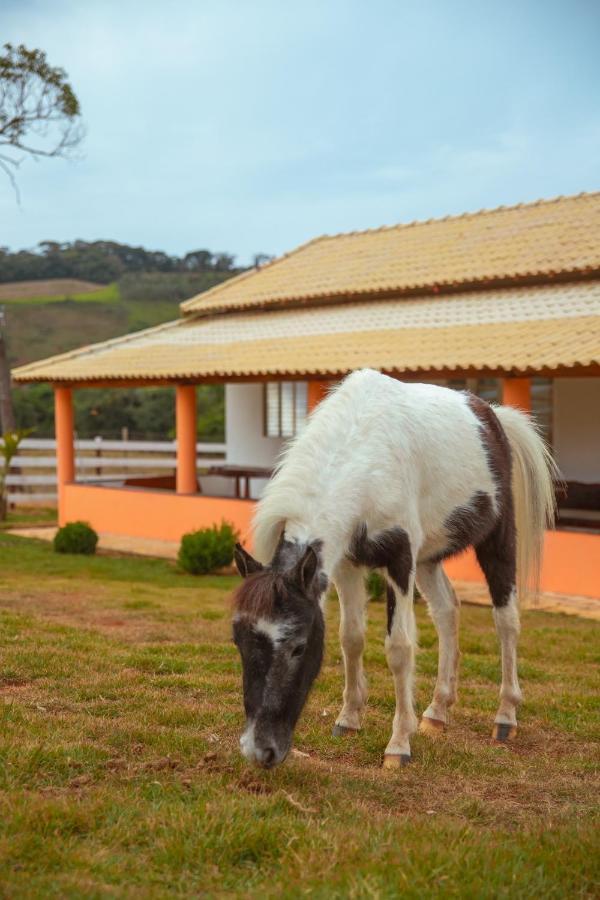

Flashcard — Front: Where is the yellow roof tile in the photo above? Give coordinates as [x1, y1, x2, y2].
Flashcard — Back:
[181, 192, 600, 316]
[12, 281, 600, 384]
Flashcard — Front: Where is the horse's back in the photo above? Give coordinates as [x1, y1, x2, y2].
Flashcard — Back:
[309, 370, 497, 544]
[256, 369, 499, 563]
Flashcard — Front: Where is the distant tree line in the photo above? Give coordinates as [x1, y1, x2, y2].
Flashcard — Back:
[14, 383, 225, 442]
[117, 272, 235, 303]
[0, 240, 273, 285]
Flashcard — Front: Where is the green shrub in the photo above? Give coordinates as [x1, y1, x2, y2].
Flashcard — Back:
[365, 570, 421, 603]
[53, 521, 98, 555]
[178, 521, 238, 575]
[366, 571, 386, 602]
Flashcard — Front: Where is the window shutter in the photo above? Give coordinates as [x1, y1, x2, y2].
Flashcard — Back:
[266, 383, 280, 437]
[295, 383, 308, 431]
[280, 382, 295, 436]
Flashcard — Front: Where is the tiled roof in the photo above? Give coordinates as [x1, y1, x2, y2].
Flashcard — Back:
[181, 192, 600, 316]
[13, 281, 600, 384]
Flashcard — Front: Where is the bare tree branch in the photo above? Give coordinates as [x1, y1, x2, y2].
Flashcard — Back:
[0, 43, 83, 197]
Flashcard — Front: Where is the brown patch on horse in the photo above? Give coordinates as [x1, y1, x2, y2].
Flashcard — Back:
[431, 490, 496, 563]
[386, 584, 397, 635]
[467, 394, 517, 607]
[467, 394, 513, 518]
[232, 571, 285, 620]
[348, 523, 412, 594]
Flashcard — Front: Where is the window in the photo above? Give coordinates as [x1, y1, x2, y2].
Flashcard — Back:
[264, 382, 308, 437]
[442, 377, 554, 445]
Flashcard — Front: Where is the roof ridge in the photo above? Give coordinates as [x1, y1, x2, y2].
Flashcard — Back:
[315, 190, 600, 242]
[180, 233, 327, 313]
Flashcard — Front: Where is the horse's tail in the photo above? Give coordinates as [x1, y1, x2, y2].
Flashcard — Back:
[495, 405, 560, 600]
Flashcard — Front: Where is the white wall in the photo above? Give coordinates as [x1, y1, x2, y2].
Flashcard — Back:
[553, 378, 600, 482]
[225, 383, 285, 497]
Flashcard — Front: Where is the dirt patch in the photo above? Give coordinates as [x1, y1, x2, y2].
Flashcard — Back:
[0, 675, 30, 688]
[0, 279, 105, 300]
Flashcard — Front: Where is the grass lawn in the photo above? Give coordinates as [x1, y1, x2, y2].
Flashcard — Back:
[0, 507, 58, 531]
[0, 532, 598, 898]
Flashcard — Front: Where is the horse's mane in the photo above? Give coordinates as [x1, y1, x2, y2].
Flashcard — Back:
[232, 570, 285, 620]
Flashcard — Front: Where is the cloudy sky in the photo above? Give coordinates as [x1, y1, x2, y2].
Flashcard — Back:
[2, 0, 599, 264]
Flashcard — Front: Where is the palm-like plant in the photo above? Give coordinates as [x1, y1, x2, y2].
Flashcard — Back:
[0, 428, 33, 520]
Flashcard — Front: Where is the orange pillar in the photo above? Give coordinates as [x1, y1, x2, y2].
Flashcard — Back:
[502, 377, 531, 412]
[307, 381, 329, 413]
[176, 384, 197, 494]
[54, 386, 75, 525]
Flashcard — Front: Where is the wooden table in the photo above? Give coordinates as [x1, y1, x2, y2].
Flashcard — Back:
[205, 465, 273, 499]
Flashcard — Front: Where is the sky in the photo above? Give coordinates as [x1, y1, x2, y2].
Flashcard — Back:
[2, 0, 600, 265]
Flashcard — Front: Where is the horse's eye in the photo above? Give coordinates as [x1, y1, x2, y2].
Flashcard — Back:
[291, 643, 306, 659]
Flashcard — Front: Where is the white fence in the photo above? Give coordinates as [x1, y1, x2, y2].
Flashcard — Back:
[3, 437, 227, 505]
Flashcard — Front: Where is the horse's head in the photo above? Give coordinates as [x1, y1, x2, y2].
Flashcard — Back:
[232, 538, 327, 768]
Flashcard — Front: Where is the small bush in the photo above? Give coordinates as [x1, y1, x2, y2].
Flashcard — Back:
[53, 521, 98, 555]
[178, 521, 238, 575]
[366, 570, 421, 603]
[366, 571, 386, 602]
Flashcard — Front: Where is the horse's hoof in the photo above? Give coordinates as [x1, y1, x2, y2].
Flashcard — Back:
[332, 723, 359, 738]
[419, 716, 446, 737]
[492, 722, 517, 742]
[383, 753, 411, 769]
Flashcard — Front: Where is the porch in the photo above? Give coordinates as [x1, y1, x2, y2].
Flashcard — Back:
[51, 380, 328, 545]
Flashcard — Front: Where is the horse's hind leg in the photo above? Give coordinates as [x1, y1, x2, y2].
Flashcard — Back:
[475, 526, 522, 741]
[332, 562, 368, 736]
[416, 562, 460, 735]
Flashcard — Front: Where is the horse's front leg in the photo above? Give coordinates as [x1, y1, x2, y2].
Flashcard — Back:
[416, 561, 460, 735]
[332, 563, 368, 735]
[383, 574, 418, 768]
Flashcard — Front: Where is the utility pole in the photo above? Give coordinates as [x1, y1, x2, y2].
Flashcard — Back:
[0, 307, 16, 433]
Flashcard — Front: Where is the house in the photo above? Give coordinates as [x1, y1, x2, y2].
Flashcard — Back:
[12, 192, 600, 598]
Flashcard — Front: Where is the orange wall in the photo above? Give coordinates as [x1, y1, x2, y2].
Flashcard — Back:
[62, 484, 256, 546]
[62, 483, 599, 598]
[444, 529, 600, 599]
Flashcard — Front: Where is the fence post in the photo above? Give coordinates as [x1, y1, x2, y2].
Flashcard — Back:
[94, 435, 102, 477]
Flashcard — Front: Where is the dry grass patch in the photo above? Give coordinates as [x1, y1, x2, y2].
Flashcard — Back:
[0, 279, 106, 300]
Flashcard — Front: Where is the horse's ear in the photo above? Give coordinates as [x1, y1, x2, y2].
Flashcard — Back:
[234, 543, 264, 578]
[290, 542, 322, 593]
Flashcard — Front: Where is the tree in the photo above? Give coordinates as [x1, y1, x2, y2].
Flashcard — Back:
[213, 253, 236, 272]
[0, 43, 83, 195]
[183, 250, 214, 272]
[253, 253, 274, 268]
[0, 307, 15, 432]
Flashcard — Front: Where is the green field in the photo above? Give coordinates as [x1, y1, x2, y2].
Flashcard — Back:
[0, 283, 120, 306]
[4, 290, 179, 370]
[0, 533, 598, 897]
[2, 272, 237, 369]
[4, 276, 229, 440]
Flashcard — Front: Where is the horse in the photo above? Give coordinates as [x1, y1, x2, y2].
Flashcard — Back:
[232, 368, 557, 769]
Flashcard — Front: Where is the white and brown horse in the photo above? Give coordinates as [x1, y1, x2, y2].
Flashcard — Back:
[232, 369, 557, 768]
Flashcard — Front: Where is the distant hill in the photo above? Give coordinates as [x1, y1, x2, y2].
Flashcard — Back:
[3, 266, 250, 441]
[3, 271, 239, 368]
[2, 240, 273, 440]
